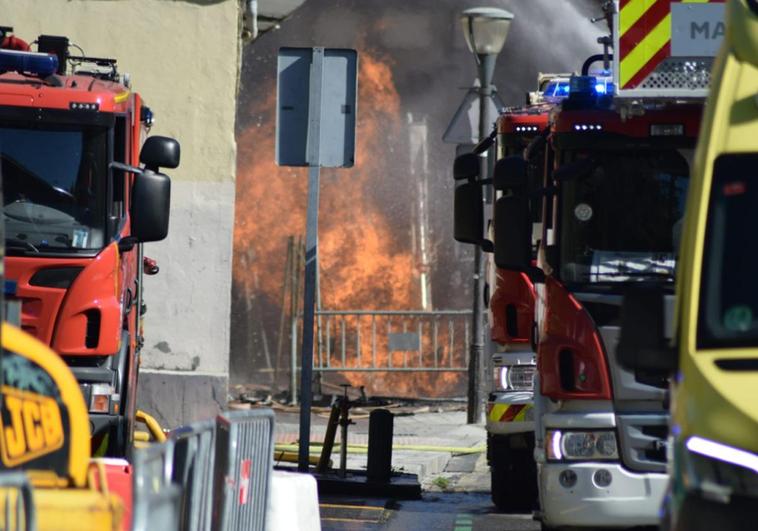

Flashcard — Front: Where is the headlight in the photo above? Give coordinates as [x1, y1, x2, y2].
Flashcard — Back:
[546, 430, 619, 461]
[494, 367, 508, 391]
[89, 383, 114, 413]
[493, 365, 535, 391]
[682, 436, 758, 498]
[507, 365, 536, 390]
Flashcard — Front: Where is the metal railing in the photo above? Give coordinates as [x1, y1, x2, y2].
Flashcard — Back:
[132, 440, 182, 531]
[133, 408, 275, 531]
[290, 310, 472, 401]
[170, 420, 216, 531]
[0, 472, 35, 531]
[212, 409, 275, 531]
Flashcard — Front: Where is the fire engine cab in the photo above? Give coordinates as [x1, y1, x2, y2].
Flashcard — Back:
[0, 28, 179, 456]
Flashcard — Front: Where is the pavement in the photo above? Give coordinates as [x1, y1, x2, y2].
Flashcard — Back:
[271, 405, 488, 489]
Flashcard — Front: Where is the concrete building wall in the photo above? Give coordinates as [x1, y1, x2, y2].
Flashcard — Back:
[2, 0, 241, 427]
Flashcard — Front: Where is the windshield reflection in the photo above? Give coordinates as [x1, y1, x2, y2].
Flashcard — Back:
[558, 149, 690, 286]
[1, 124, 107, 253]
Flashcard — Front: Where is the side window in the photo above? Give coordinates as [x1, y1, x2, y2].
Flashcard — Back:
[112, 116, 128, 219]
[698, 153, 758, 348]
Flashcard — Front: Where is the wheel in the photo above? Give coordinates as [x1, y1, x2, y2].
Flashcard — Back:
[490, 434, 538, 513]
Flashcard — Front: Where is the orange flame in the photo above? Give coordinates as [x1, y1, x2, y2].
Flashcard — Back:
[233, 50, 464, 397]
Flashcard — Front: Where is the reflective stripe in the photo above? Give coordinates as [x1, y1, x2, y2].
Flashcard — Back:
[619, 0, 725, 89]
[488, 403, 533, 423]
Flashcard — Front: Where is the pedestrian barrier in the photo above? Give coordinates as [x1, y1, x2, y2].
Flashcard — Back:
[0, 472, 35, 531]
[170, 420, 216, 531]
[132, 439, 182, 531]
[211, 408, 275, 531]
[290, 310, 473, 401]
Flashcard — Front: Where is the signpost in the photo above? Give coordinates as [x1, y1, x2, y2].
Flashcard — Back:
[276, 47, 358, 472]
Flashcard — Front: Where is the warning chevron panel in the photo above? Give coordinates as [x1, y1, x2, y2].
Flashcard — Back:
[617, 0, 725, 90]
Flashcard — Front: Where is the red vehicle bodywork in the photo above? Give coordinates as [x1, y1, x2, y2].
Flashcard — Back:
[490, 108, 550, 347]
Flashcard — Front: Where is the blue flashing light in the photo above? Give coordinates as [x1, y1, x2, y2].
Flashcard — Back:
[0, 49, 59, 77]
[542, 80, 571, 102]
[544, 76, 615, 103]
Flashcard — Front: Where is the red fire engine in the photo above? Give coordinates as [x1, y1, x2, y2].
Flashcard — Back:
[495, 71, 702, 528]
[483, 106, 548, 512]
[1, 28, 179, 456]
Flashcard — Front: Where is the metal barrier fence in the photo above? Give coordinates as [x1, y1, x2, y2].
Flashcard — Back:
[211, 409, 275, 531]
[132, 440, 182, 531]
[170, 420, 216, 531]
[134, 408, 275, 531]
[0, 472, 35, 531]
[290, 310, 473, 401]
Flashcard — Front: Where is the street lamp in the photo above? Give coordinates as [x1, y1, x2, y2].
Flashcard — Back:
[461, 7, 514, 56]
[460, 6, 513, 424]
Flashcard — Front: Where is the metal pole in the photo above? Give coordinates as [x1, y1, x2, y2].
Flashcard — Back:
[298, 47, 325, 472]
[290, 317, 298, 406]
[467, 53, 496, 425]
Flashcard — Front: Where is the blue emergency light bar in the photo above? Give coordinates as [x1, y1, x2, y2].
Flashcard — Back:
[0, 49, 59, 77]
[542, 79, 571, 103]
[543, 75, 615, 103]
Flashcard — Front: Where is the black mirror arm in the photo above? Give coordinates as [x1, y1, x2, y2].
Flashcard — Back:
[110, 161, 144, 176]
[472, 127, 498, 155]
[480, 239, 494, 253]
[526, 266, 546, 283]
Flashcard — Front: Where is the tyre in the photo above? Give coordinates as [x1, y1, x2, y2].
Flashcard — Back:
[490, 434, 538, 513]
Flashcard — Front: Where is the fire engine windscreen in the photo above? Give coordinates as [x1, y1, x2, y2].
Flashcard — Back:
[559, 149, 690, 285]
[1, 124, 106, 253]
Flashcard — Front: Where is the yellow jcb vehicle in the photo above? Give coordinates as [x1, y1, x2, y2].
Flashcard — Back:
[0, 322, 127, 530]
[619, 1, 758, 529]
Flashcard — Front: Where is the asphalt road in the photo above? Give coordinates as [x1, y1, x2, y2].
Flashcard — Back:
[320, 492, 540, 531]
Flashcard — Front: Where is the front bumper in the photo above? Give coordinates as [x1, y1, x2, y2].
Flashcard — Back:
[486, 391, 534, 436]
[538, 461, 667, 528]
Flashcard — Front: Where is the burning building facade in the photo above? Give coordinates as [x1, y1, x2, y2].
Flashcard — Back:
[231, 0, 602, 398]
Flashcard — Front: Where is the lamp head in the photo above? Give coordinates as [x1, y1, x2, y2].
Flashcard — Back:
[460, 7, 514, 56]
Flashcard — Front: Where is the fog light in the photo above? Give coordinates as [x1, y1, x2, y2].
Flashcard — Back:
[593, 469, 612, 488]
[559, 469, 577, 488]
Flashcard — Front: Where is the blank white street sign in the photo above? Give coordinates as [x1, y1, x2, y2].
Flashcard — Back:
[276, 47, 358, 168]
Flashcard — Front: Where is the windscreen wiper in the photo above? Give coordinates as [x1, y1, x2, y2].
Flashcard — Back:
[5, 238, 39, 253]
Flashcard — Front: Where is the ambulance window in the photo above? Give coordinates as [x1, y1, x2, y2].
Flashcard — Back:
[698, 153, 758, 348]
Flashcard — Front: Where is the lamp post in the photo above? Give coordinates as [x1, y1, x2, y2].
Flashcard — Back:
[460, 7, 513, 424]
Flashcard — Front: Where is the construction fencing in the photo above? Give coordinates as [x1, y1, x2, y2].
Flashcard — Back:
[290, 310, 473, 402]
[0, 472, 35, 531]
[132, 408, 275, 531]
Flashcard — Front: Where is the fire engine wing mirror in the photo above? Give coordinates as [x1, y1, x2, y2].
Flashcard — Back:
[454, 181, 484, 245]
[554, 158, 595, 182]
[494, 195, 532, 271]
[617, 285, 677, 373]
[453, 153, 480, 180]
[131, 169, 171, 243]
[140, 136, 180, 172]
[493, 156, 528, 191]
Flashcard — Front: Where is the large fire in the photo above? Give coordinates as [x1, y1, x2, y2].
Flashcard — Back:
[233, 50, 464, 398]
